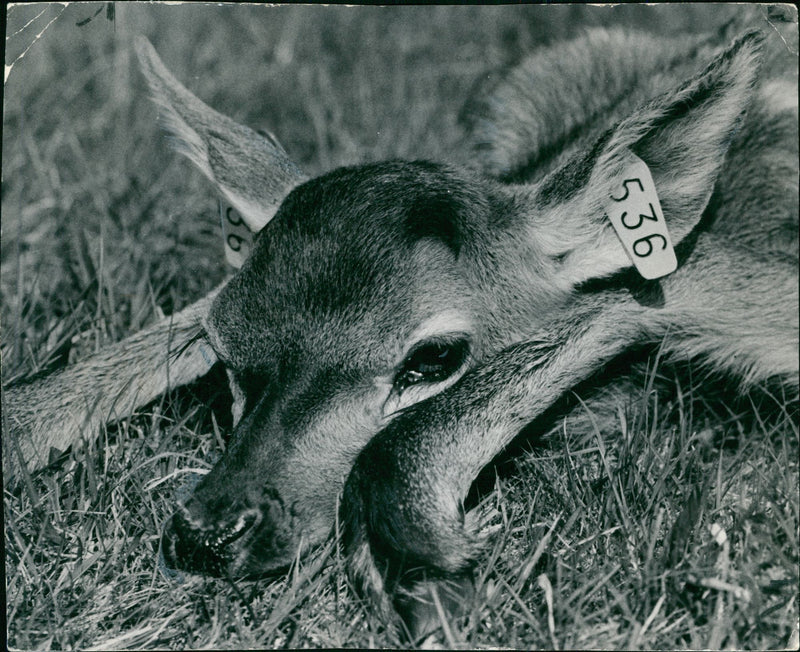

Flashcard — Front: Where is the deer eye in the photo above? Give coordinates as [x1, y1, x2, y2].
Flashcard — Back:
[394, 339, 470, 393]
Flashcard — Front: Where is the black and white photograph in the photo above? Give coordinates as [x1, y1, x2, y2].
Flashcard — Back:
[3, 3, 798, 649]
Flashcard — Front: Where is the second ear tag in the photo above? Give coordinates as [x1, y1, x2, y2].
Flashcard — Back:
[219, 200, 253, 269]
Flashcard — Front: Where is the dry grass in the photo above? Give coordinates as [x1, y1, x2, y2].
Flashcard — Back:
[3, 4, 798, 649]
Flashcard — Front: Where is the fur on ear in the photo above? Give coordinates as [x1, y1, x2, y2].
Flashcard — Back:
[135, 36, 307, 232]
[528, 31, 764, 285]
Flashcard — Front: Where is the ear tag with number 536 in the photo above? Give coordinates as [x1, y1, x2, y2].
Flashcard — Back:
[604, 151, 677, 280]
[219, 200, 253, 269]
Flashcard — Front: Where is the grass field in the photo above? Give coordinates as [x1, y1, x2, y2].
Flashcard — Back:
[3, 3, 798, 649]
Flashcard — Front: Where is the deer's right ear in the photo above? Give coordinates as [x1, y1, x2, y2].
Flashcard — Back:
[526, 31, 764, 287]
[134, 37, 307, 232]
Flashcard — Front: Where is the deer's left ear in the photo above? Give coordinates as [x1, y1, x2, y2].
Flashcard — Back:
[529, 31, 764, 285]
[135, 37, 307, 233]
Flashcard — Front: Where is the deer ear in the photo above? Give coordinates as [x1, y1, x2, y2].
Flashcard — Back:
[134, 36, 307, 233]
[530, 31, 764, 285]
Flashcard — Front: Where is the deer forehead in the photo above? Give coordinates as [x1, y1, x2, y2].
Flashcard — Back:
[205, 190, 478, 373]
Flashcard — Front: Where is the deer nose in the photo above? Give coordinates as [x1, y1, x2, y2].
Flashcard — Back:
[159, 508, 259, 576]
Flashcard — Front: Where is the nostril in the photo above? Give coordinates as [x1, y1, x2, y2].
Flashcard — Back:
[160, 511, 201, 571]
[206, 510, 259, 553]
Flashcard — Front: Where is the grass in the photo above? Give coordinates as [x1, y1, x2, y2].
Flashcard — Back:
[3, 4, 798, 649]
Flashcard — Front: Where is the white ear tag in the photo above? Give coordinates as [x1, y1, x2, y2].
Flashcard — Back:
[219, 200, 253, 269]
[604, 151, 677, 280]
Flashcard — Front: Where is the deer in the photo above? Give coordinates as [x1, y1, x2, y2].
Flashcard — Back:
[3, 18, 797, 640]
